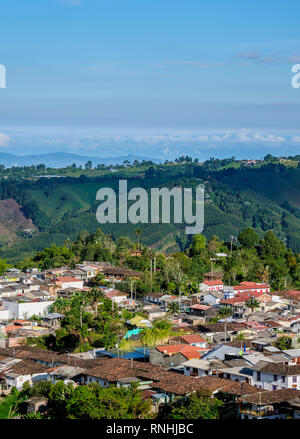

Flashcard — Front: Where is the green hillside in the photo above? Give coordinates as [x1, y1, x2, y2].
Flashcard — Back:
[2, 160, 300, 262]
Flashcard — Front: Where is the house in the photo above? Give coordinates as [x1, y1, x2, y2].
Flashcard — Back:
[217, 365, 253, 383]
[201, 345, 243, 362]
[220, 291, 272, 319]
[144, 306, 167, 321]
[183, 358, 225, 378]
[169, 334, 208, 348]
[202, 292, 223, 306]
[150, 344, 207, 368]
[0, 359, 50, 390]
[145, 293, 164, 305]
[232, 282, 271, 295]
[103, 290, 128, 304]
[101, 267, 142, 282]
[41, 313, 64, 329]
[238, 389, 300, 419]
[0, 297, 54, 320]
[55, 277, 84, 290]
[160, 295, 180, 308]
[48, 365, 86, 384]
[199, 279, 224, 292]
[283, 349, 300, 365]
[189, 304, 217, 322]
[251, 361, 300, 390]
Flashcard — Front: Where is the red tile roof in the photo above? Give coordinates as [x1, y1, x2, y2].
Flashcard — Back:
[203, 280, 223, 286]
[56, 277, 82, 283]
[190, 304, 211, 310]
[156, 345, 207, 360]
[221, 291, 267, 305]
[179, 334, 207, 344]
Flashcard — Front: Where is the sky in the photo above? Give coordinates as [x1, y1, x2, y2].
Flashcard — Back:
[0, 0, 300, 160]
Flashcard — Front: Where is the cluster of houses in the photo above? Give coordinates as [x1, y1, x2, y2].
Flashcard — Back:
[0, 262, 142, 347]
[1, 265, 300, 418]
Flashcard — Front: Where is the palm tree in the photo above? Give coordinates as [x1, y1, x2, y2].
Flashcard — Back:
[245, 297, 260, 320]
[87, 287, 103, 316]
[167, 301, 180, 317]
[51, 297, 69, 314]
[135, 228, 143, 250]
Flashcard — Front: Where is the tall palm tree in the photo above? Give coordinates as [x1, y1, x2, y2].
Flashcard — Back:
[87, 287, 103, 316]
[167, 301, 180, 317]
[245, 297, 260, 320]
[135, 228, 143, 250]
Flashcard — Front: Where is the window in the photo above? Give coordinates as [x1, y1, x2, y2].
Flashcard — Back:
[273, 374, 277, 381]
[272, 385, 277, 391]
[257, 371, 261, 381]
[293, 376, 297, 383]
[281, 376, 285, 383]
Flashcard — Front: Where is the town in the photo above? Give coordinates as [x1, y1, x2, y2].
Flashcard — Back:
[0, 227, 300, 419]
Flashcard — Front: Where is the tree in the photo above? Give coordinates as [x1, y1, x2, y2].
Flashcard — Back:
[167, 301, 180, 316]
[164, 389, 223, 419]
[245, 297, 260, 319]
[69, 383, 150, 419]
[217, 306, 232, 319]
[48, 381, 74, 419]
[238, 228, 259, 249]
[135, 228, 143, 251]
[274, 336, 292, 350]
[189, 234, 206, 257]
[87, 287, 103, 316]
[260, 231, 286, 261]
[85, 161, 92, 169]
[207, 235, 221, 254]
[0, 258, 10, 275]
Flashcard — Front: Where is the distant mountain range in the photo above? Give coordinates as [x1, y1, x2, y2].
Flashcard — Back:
[0, 152, 160, 168]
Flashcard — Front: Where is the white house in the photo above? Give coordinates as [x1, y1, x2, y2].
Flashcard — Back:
[251, 360, 300, 390]
[183, 359, 223, 377]
[0, 359, 49, 390]
[203, 292, 222, 306]
[1, 297, 53, 320]
[104, 290, 128, 304]
[199, 280, 223, 292]
[56, 276, 84, 290]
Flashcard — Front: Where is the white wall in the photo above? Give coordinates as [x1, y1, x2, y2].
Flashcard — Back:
[2, 300, 53, 320]
[251, 370, 300, 390]
[60, 281, 84, 290]
[0, 309, 10, 321]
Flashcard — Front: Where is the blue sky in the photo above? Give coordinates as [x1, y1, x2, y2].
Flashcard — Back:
[0, 0, 300, 160]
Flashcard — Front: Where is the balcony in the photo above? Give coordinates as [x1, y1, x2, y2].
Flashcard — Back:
[240, 408, 283, 418]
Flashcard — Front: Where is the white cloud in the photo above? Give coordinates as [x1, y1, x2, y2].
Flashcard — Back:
[0, 133, 11, 147]
[253, 133, 285, 143]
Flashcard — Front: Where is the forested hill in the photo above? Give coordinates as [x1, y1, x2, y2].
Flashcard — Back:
[1, 159, 300, 262]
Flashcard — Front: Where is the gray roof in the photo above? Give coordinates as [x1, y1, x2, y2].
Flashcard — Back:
[201, 345, 241, 361]
[42, 313, 64, 319]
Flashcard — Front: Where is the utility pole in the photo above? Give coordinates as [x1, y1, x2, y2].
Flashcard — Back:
[150, 259, 153, 292]
[179, 285, 182, 314]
